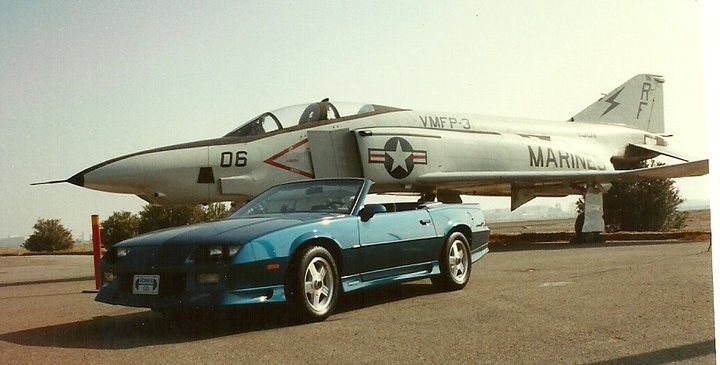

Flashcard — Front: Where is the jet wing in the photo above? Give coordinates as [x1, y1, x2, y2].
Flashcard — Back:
[416, 159, 709, 196]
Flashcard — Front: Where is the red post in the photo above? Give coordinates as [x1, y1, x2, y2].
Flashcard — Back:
[91, 215, 102, 290]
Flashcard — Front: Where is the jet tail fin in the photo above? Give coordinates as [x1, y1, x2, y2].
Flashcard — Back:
[570, 74, 665, 133]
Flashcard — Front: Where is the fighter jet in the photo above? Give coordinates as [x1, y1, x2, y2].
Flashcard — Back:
[35, 74, 708, 233]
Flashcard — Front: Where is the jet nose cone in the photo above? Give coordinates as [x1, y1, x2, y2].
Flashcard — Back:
[67, 171, 85, 187]
[31, 167, 91, 187]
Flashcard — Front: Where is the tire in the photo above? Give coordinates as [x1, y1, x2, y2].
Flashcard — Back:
[287, 246, 340, 322]
[433, 232, 472, 291]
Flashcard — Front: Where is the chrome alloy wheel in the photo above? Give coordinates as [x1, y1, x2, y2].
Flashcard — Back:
[303, 256, 335, 312]
[448, 237, 469, 284]
[432, 231, 472, 291]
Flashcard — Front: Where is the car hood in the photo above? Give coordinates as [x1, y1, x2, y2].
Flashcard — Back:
[116, 213, 339, 247]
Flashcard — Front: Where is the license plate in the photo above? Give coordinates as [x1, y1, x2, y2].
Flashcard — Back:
[133, 274, 160, 295]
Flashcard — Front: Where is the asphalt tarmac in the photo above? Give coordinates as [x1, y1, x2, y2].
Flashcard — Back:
[0, 241, 714, 364]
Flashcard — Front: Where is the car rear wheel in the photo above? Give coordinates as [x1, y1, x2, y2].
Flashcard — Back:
[287, 246, 339, 322]
[432, 231, 472, 291]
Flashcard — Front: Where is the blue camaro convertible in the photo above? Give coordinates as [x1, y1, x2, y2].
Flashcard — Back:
[96, 178, 490, 321]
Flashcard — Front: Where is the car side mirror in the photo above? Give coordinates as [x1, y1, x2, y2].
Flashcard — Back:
[359, 204, 387, 222]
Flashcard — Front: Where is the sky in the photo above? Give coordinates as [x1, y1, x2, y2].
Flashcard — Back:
[0, 1, 714, 240]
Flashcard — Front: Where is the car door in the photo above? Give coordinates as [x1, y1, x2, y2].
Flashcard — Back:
[358, 208, 438, 281]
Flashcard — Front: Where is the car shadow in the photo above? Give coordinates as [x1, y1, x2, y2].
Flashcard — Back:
[337, 281, 437, 313]
[0, 282, 439, 350]
[0, 309, 271, 350]
[489, 239, 706, 253]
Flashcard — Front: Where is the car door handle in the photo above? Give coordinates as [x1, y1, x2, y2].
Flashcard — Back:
[419, 219, 431, 225]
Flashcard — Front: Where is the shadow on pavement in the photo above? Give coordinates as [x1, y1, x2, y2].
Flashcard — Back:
[0, 282, 437, 350]
[339, 282, 437, 313]
[0, 276, 95, 288]
[584, 339, 715, 365]
[489, 240, 707, 253]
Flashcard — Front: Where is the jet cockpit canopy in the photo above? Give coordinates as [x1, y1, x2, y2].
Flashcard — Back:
[224, 100, 401, 138]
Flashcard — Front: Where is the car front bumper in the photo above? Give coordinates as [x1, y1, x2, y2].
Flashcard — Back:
[95, 274, 287, 309]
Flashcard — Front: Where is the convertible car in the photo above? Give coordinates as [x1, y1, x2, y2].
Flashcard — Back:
[96, 178, 490, 321]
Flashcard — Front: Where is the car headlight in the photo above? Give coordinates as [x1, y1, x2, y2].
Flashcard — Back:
[102, 270, 116, 284]
[116, 247, 130, 258]
[195, 245, 241, 262]
[102, 247, 130, 263]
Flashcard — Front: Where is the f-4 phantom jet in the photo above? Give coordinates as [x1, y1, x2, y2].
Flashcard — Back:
[35, 74, 708, 233]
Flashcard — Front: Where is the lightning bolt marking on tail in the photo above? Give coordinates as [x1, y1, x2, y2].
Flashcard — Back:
[600, 87, 624, 117]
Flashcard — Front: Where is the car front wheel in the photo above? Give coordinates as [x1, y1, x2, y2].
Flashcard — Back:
[287, 246, 340, 322]
[433, 231, 472, 291]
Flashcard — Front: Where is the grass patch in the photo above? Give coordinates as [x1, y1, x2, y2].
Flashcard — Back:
[0, 243, 96, 256]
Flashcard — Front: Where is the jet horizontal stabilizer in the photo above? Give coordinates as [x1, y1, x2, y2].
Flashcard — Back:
[614, 159, 708, 180]
[626, 143, 690, 162]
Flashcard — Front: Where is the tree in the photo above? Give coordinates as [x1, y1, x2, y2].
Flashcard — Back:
[136, 203, 229, 234]
[195, 203, 230, 222]
[576, 161, 687, 232]
[138, 205, 198, 234]
[602, 178, 687, 231]
[24, 218, 75, 252]
[101, 211, 140, 249]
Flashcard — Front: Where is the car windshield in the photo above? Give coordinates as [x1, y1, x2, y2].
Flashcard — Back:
[224, 101, 402, 138]
[230, 179, 365, 217]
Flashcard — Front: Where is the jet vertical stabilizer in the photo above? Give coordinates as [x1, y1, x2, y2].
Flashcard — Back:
[570, 74, 664, 133]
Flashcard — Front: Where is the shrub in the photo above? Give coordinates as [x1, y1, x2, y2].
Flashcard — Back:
[24, 218, 75, 252]
[101, 211, 140, 249]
